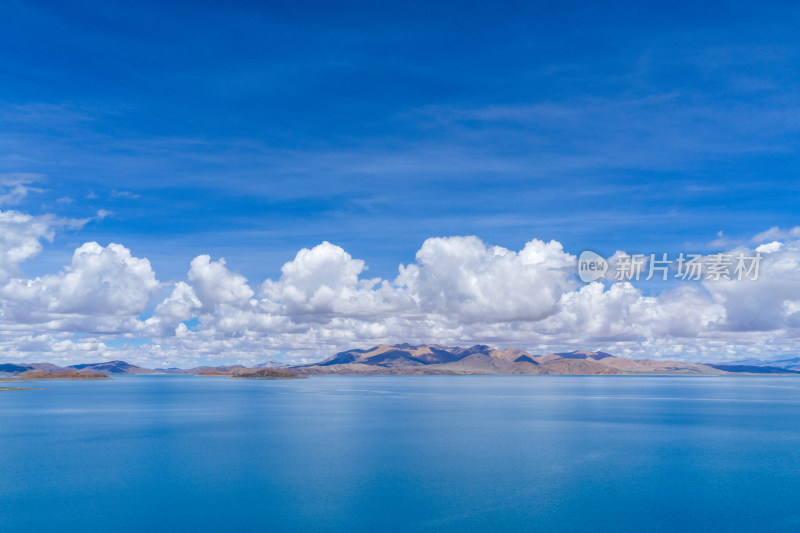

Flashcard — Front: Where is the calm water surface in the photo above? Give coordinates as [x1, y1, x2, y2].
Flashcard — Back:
[2, 375, 800, 532]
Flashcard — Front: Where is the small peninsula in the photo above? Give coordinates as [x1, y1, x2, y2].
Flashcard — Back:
[231, 368, 305, 379]
[18, 370, 109, 380]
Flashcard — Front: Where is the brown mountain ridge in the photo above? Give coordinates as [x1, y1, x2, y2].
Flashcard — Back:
[291, 344, 800, 375]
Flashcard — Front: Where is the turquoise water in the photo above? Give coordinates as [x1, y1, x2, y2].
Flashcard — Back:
[2, 376, 800, 532]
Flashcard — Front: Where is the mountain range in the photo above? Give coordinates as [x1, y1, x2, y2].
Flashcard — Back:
[2, 345, 800, 377]
[719, 356, 800, 372]
[292, 344, 800, 375]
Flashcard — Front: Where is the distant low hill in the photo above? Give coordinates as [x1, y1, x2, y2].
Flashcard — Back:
[708, 364, 800, 374]
[68, 360, 152, 375]
[155, 365, 250, 375]
[0, 363, 34, 374]
[720, 357, 800, 372]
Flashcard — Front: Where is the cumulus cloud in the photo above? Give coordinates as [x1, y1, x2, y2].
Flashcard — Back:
[149, 281, 201, 336]
[261, 241, 411, 318]
[189, 255, 253, 310]
[144, 237, 721, 361]
[1, 242, 159, 332]
[703, 241, 800, 332]
[546, 282, 724, 340]
[145, 233, 800, 364]
[170, 255, 292, 337]
[4, 212, 800, 366]
[397, 237, 576, 323]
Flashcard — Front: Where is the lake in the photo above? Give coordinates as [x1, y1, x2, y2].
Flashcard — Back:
[2, 375, 800, 532]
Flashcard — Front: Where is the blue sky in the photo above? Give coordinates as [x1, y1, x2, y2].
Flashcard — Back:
[1, 1, 800, 365]
[3, 0, 800, 280]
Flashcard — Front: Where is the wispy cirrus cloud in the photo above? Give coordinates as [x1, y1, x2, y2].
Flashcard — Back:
[0, 173, 45, 206]
[752, 226, 800, 243]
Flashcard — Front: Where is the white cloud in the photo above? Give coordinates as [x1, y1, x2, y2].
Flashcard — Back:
[1, 242, 159, 332]
[397, 236, 577, 323]
[260, 241, 412, 318]
[756, 241, 783, 253]
[752, 226, 800, 243]
[148, 281, 201, 336]
[110, 190, 141, 199]
[3, 213, 800, 366]
[188, 255, 254, 310]
[149, 233, 800, 363]
[546, 282, 724, 340]
[703, 241, 800, 332]
[707, 230, 741, 248]
[0, 210, 56, 281]
[0, 173, 45, 206]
